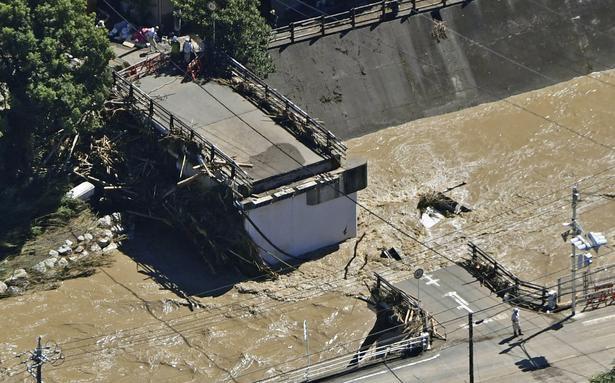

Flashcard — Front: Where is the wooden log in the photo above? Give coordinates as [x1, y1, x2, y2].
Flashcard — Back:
[177, 172, 203, 188]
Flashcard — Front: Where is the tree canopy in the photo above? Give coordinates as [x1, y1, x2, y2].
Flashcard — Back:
[0, 0, 113, 180]
[172, 0, 274, 76]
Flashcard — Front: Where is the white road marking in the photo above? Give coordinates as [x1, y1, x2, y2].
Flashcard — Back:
[342, 370, 387, 382]
[444, 291, 473, 313]
[424, 274, 440, 286]
[582, 313, 615, 326]
[459, 312, 507, 329]
[341, 354, 441, 382]
[391, 353, 441, 371]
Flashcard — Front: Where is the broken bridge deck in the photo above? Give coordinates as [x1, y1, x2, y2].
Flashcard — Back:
[133, 65, 332, 187]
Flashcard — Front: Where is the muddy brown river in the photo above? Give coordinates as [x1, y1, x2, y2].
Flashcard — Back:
[1, 71, 614, 382]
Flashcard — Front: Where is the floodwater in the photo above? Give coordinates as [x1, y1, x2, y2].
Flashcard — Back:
[1, 70, 615, 382]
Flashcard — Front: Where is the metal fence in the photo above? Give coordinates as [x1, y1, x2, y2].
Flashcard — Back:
[258, 333, 430, 383]
[270, 0, 465, 47]
[112, 70, 254, 196]
[463, 242, 551, 311]
[226, 56, 347, 159]
[557, 263, 615, 307]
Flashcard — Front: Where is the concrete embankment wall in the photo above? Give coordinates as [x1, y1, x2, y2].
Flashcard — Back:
[267, 0, 615, 139]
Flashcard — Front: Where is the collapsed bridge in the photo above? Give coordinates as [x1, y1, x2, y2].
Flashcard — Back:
[111, 50, 367, 268]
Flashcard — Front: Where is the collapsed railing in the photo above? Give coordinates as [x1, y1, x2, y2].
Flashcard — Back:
[462, 242, 615, 312]
[112, 68, 254, 197]
[270, 0, 465, 47]
[372, 273, 447, 341]
[226, 56, 347, 160]
[462, 242, 552, 311]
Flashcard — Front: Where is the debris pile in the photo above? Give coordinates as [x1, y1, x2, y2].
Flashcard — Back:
[417, 191, 471, 229]
[0, 213, 123, 298]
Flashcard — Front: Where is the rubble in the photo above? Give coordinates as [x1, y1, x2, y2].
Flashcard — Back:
[1, 211, 124, 299]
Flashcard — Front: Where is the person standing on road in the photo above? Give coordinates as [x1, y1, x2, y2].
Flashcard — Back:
[512, 307, 523, 337]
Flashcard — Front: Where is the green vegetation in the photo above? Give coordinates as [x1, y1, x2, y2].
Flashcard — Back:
[590, 367, 615, 383]
[0, 0, 113, 181]
[172, 0, 274, 76]
[0, 0, 113, 255]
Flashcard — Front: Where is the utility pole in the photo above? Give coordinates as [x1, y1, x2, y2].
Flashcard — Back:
[16, 336, 63, 383]
[468, 313, 474, 383]
[570, 186, 579, 316]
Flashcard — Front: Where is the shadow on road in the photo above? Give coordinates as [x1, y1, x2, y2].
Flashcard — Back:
[499, 313, 573, 354]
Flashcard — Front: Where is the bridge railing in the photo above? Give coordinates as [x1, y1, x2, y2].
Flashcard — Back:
[226, 56, 347, 159]
[258, 333, 430, 382]
[112, 71, 253, 196]
[270, 0, 465, 47]
[464, 242, 550, 310]
[373, 272, 447, 341]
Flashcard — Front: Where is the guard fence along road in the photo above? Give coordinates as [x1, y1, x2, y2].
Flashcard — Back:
[270, 0, 467, 47]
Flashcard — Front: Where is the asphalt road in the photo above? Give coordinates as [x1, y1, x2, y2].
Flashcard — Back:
[323, 266, 615, 382]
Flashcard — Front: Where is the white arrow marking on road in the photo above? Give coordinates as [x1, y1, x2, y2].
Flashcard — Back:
[444, 291, 473, 313]
[583, 313, 615, 326]
[424, 274, 440, 286]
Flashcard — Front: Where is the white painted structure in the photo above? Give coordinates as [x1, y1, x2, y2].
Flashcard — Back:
[245, 191, 358, 265]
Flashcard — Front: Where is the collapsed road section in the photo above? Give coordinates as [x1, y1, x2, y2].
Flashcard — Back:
[111, 51, 367, 269]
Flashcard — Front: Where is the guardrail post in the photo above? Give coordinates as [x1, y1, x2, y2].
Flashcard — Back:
[557, 277, 561, 303]
[320, 15, 326, 36]
[412, 0, 417, 12]
[264, 85, 269, 100]
[351, 8, 356, 28]
[129, 83, 134, 100]
[112, 71, 117, 85]
[470, 243, 477, 262]
[190, 130, 195, 141]
[285, 100, 290, 113]
[231, 166, 236, 179]
[169, 114, 174, 133]
[210, 146, 215, 161]
[541, 287, 547, 308]
[381, 0, 386, 17]
[290, 22, 295, 42]
[148, 100, 154, 117]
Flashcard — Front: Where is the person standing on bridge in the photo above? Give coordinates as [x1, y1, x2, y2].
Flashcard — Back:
[183, 36, 194, 64]
[512, 307, 523, 337]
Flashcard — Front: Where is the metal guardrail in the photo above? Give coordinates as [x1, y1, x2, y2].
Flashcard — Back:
[112, 67, 253, 196]
[226, 56, 347, 159]
[270, 0, 465, 47]
[464, 242, 550, 310]
[259, 333, 429, 383]
[557, 263, 615, 304]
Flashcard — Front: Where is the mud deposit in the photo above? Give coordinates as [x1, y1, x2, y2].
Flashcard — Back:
[1, 71, 614, 382]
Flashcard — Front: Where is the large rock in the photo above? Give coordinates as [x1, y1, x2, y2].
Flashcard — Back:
[102, 229, 113, 238]
[102, 242, 118, 254]
[84, 233, 94, 242]
[7, 286, 22, 296]
[0, 281, 7, 294]
[97, 237, 110, 248]
[75, 245, 85, 254]
[32, 262, 47, 274]
[57, 258, 69, 268]
[98, 215, 113, 228]
[43, 257, 58, 269]
[77, 235, 85, 242]
[65, 239, 73, 247]
[57, 245, 72, 255]
[48, 249, 59, 258]
[90, 243, 102, 253]
[10, 269, 28, 280]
